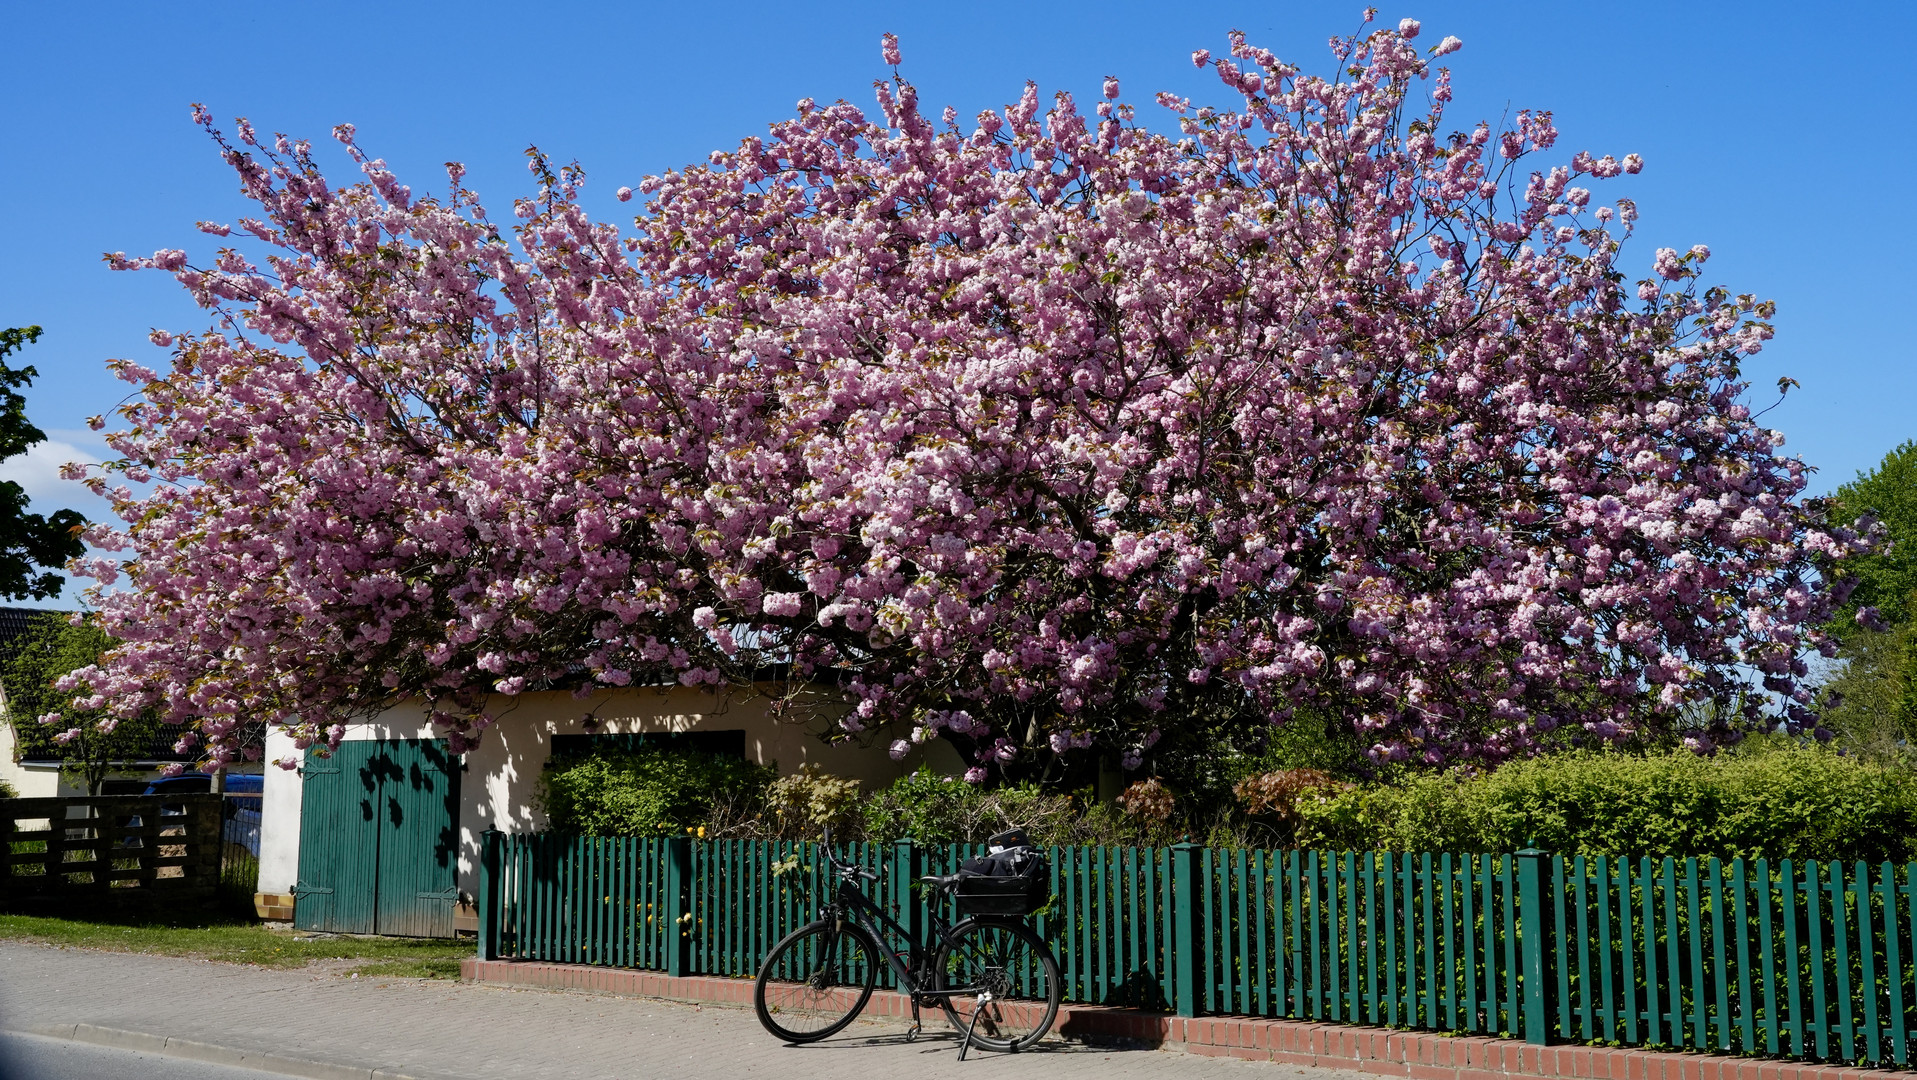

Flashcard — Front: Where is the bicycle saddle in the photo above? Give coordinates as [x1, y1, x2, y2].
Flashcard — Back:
[918, 873, 963, 890]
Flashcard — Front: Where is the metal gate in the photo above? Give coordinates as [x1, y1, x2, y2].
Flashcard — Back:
[293, 739, 460, 937]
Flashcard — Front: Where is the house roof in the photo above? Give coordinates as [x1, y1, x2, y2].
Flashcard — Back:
[17, 724, 227, 765]
[0, 606, 231, 765]
[0, 605, 61, 667]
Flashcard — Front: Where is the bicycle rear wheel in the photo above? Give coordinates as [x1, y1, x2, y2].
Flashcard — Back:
[932, 917, 1061, 1052]
[754, 919, 880, 1043]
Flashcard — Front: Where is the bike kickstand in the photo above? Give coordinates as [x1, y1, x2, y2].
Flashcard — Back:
[957, 995, 988, 1062]
[906, 999, 923, 1042]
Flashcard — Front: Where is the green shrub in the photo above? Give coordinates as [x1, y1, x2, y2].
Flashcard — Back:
[0, 777, 15, 800]
[857, 769, 1079, 846]
[764, 764, 862, 838]
[1295, 744, 1917, 863]
[860, 769, 1037, 845]
[535, 745, 774, 837]
[855, 768, 1198, 847]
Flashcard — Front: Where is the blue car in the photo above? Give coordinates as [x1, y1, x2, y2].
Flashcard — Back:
[129, 772, 264, 855]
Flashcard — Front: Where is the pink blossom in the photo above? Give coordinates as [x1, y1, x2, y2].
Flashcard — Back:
[762, 592, 803, 617]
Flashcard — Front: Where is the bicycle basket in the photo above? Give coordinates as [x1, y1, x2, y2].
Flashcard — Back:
[952, 848, 1051, 916]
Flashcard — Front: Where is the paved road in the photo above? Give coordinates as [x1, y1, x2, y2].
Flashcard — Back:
[0, 942, 1367, 1080]
[0, 1031, 287, 1080]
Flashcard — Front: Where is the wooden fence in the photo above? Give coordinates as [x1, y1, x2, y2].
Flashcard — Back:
[1, 794, 224, 905]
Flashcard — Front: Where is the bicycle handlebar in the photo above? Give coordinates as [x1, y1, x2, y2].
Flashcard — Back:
[819, 827, 879, 882]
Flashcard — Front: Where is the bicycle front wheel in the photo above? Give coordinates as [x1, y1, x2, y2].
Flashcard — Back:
[754, 919, 880, 1043]
[932, 917, 1061, 1052]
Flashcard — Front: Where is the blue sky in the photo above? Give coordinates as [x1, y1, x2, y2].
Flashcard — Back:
[3, 1, 1912, 606]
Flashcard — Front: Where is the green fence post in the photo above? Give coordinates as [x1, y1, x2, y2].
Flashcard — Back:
[1516, 848, 1551, 1045]
[478, 828, 502, 961]
[895, 837, 921, 978]
[1174, 839, 1202, 1017]
[894, 838, 921, 941]
[665, 835, 693, 977]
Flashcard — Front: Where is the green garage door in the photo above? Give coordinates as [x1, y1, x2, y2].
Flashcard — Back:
[293, 739, 460, 937]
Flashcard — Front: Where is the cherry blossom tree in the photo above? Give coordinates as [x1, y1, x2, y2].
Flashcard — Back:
[64, 15, 1873, 779]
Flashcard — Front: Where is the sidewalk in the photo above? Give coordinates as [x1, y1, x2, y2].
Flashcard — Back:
[0, 943, 1363, 1080]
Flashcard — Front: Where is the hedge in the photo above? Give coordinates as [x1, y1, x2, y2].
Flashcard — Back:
[1294, 743, 1917, 863]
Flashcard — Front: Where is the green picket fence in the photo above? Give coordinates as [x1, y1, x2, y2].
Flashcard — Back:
[488, 834, 676, 969]
[1548, 856, 1917, 1064]
[477, 833, 1917, 1067]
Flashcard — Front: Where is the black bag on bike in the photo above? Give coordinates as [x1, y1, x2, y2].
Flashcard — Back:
[952, 829, 1050, 916]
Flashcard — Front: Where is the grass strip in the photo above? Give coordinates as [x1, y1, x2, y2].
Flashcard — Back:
[0, 911, 469, 978]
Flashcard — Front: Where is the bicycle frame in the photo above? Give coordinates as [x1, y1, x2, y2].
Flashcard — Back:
[818, 871, 975, 1002]
[808, 833, 997, 1004]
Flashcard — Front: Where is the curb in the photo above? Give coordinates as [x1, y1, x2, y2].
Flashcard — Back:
[20, 1023, 429, 1080]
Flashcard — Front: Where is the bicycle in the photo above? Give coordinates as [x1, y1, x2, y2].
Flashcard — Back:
[751, 828, 1062, 1058]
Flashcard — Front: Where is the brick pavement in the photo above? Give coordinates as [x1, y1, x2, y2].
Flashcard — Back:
[0, 943, 1364, 1080]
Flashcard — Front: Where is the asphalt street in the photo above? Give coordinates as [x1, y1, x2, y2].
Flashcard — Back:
[0, 1031, 287, 1080]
